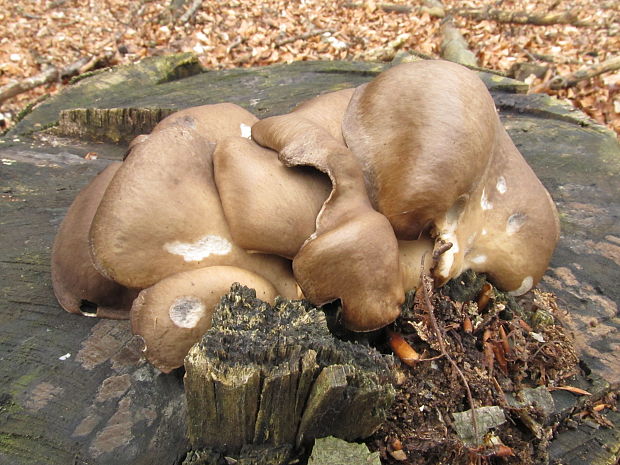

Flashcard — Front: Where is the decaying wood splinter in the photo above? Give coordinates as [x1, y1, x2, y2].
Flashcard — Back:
[52, 60, 560, 372]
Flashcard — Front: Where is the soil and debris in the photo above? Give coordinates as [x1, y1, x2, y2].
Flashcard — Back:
[362, 270, 589, 465]
[179, 270, 617, 465]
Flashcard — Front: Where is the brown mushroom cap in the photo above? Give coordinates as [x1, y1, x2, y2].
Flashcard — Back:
[289, 88, 355, 143]
[252, 92, 404, 331]
[126, 103, 257, 160]
[432, 128, 560, 294]
[343, 60, 559, 294]
[151, 103, 258, 140]
[343, 60, 496, 240]
[214, 136, 331, 259]
[51, 162, 138, 319]
[90, 104, 298, 298]
[131, 266, 278, 373]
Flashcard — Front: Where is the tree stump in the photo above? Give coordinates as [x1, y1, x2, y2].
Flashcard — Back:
[184, 285, 394, 461]
[1, 54, 618, 465]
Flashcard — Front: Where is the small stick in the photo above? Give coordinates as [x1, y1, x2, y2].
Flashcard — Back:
[0, 57, 91, 105]
[532, 56, 620, 92]
[419, 254, 479, 442]
[275, 29, 334, 47]
[178, 0, 203, 24]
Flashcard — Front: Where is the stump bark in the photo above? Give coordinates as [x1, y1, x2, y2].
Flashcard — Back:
[184, 285, 395, 460]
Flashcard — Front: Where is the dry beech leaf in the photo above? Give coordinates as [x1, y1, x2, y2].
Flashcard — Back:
[549, 385, 593, 396]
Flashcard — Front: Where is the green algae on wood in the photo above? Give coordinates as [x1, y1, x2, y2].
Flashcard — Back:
[308, 436, 381, 465]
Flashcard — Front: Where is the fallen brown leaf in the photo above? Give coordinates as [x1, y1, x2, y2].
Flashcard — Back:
[549, 385, 592, 396]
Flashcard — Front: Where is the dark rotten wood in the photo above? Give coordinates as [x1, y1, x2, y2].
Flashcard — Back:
[184, 285, 394, 461]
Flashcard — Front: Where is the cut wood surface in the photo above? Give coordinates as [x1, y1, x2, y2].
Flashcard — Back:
[0, 57, 618, 465]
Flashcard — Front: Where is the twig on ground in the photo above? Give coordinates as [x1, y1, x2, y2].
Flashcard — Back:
[526, 51, 580, 65]
[454, 7, 591, 27]
[357, 33, 410, 61]
[275, 29, 333, 47]
[227, 37, 244, 53]
[342, 2, 590, 26]
[440, 17, 478, 67]
[342, 2, 414, 14]
[178, 0, 202, 24]
[419, 254, 479, 442]
[532, 56, 620, 91]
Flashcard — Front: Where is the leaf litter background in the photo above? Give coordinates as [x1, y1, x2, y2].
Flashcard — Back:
[0, 0, 618, 135]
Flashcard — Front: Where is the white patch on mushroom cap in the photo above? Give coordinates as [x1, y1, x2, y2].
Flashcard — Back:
[508, 276, 533, 296]
[481, 189, 493, 210]
[164, 235, 232, 262]
[470, 255, 487, 265]
[481, 229, 488, 236]
[506, 213, 527, 235]
[240, 123, 252, 139]
[168, 296, 205, 328]
[496, 176, 507, 194]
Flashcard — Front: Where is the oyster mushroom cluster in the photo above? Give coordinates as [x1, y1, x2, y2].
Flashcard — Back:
[52, 60, 560, 373]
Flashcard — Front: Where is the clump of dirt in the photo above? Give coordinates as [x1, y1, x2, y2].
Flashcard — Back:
[368, 270, 579, 465]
